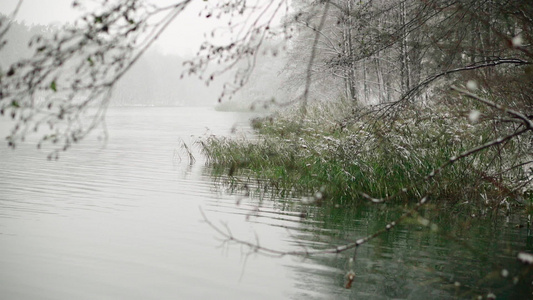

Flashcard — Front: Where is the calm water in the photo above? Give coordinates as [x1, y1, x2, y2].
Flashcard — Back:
[0, 106, 532, 299]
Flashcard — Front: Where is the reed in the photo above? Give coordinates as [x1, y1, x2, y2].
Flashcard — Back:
[200, 99, 531, 210]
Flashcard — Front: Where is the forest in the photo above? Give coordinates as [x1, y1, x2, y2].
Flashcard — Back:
[203, 0, 532, 212]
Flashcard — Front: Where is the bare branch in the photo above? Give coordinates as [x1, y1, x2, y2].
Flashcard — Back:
[299, 1, 330, 123]
[200, 197, 429, 257]
[394, 58, 530, 106]
[0, 0, 23, 42]
[451, 86, 533, 130]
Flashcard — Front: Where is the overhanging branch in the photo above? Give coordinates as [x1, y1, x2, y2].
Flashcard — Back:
[396, 58, 530, 104]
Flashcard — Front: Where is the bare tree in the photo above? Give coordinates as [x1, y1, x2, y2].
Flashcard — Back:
[0, 0, 291, 158]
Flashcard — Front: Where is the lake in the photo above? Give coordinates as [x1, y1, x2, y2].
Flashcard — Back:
[0, 106, 532, 299]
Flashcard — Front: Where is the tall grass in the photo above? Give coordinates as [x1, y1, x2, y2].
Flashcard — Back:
[200, 98, 531, 211]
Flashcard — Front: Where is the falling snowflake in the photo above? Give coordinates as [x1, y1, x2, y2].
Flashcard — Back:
[512, 35, 523, 47]
[466, 80, 478, 91]
[469, 110, 481, 123]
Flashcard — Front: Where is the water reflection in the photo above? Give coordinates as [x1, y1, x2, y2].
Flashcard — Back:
[1, 106, 532, 299]
[206, 172, 533, 299]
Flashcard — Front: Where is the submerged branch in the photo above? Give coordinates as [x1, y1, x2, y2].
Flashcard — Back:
[200, 196, 428, 258]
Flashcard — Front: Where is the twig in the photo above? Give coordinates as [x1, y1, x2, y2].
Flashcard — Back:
[200, 195, 428, 258]
[451, 86, 533, 130]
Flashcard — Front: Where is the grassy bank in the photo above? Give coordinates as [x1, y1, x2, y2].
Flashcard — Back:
[200, 97, 531, 212]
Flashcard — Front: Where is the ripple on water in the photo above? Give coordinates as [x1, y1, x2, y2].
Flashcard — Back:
[1, 107, 532, 299]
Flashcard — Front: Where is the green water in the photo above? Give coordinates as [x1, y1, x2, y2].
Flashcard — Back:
[211, 177, 533, 299]
[307, 205, 531, 299]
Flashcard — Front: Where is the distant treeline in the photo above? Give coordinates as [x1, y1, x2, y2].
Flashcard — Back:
[0, 14, 223, 107]
[113, 51, 223, 107]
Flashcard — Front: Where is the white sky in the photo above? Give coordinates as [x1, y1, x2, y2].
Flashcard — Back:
[0, 0, 224, 56]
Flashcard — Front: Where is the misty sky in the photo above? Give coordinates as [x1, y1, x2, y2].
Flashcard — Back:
[0, 0, 224, 56]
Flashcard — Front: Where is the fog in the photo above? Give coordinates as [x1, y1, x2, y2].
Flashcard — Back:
[0, 0, 218, 56]
[0, 1, 291, 109]
[113, 51, 225, 107]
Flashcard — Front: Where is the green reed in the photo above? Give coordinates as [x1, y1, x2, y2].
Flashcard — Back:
[200, 99, 531, 211]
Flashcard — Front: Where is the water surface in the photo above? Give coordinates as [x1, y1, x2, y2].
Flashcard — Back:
[0, 106, 531, 299]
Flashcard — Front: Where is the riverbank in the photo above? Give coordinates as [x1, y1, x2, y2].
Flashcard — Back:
[200, 98, 531, 214]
